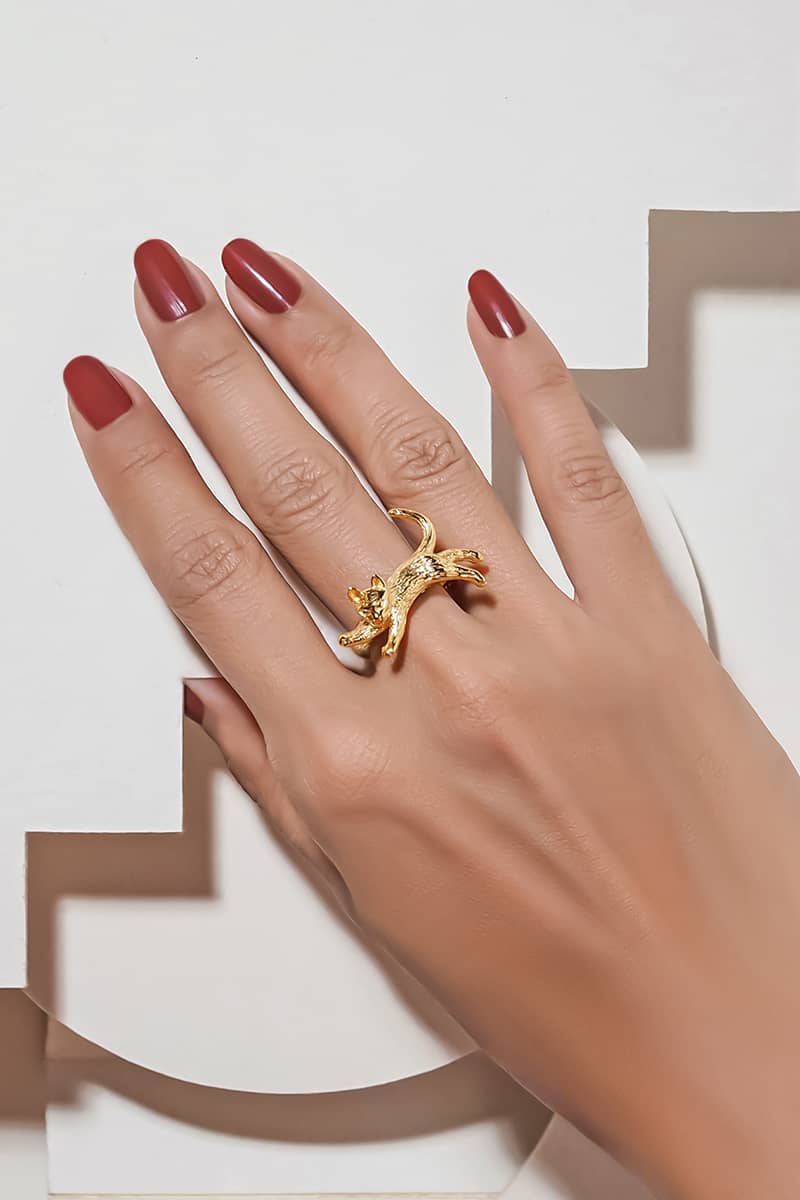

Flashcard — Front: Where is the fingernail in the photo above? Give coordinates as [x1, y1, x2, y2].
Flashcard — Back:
[64, 356, 133, 430]
[468, 269, 526, 338]
[183, 685, 205, 725]
[134, 239, 204, 322]
[221, 239, 301, 313]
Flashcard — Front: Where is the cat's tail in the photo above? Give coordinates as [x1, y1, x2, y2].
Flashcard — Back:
[388, 508, 437, 555]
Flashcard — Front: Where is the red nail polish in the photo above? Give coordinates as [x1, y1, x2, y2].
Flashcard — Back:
[221, 239, 301, 313]
[64, 356, 133, 430]
[134, 239, 204, 322]
[468, 269, 526, 338]
[183, 685, 205, 724]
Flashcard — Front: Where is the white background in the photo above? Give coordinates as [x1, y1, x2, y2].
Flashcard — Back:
[1, 0, 799, 1195]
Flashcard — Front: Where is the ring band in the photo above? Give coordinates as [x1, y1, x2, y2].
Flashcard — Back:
[339, 508, 488, 659]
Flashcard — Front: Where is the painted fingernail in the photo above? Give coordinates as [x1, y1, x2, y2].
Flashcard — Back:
[64, 356, 133, 430]
[468, 269, 526, 338]
[134, 239, 204, 322]
[221, 238, 301, 313]
[183, 685, 205, 725]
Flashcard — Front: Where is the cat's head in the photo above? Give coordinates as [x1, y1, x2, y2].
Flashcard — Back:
[347, 574, 387, 623]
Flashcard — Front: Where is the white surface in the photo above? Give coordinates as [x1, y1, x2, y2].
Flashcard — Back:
[0, 0, 798, 1188]
[45, 1031, 543, 1195]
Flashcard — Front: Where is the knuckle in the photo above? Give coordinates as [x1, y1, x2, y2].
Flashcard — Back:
[556, 620, 653, 715]
[553, 448, 631, 516]
[183, 341, 244, 395]
[430, 638, 533, 758]
[374, 407, 468, 495]
[118, 437, 175, 479]
[165, 523, 262, 614]
[305, 720, 392, 817]
[445, 655, 513, 737]
[299, 323, 358, 377]
[252, 446, 354, 538]
[519, 357, 574, 401]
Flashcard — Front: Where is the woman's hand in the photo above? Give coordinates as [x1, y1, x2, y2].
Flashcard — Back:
[65, 239, 800, 1199]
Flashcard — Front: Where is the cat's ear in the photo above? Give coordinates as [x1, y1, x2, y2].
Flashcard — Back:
[371, 574, 386, 591]
[347, 586, 364, 604]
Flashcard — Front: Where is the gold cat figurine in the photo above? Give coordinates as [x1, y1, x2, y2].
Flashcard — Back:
[339, 508, 487, 658]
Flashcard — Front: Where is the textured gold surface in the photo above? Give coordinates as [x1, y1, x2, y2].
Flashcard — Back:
[339, 509, 487, 658]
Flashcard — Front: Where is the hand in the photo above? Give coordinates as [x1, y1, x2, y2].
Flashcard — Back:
[65, 239, 800, 1199]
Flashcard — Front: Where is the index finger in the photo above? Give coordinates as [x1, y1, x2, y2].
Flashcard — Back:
[64, 355, 350, 727]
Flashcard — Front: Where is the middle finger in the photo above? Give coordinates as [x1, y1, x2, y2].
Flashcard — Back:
[220, 239, 560, 615]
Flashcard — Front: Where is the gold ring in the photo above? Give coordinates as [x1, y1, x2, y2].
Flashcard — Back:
[339, 508, 488, 659]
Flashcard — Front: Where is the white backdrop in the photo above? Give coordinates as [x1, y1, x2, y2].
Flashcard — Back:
[1, 0, 799, 1195]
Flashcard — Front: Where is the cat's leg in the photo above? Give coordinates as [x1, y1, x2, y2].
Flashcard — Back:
[339, 620, 379, 651]
[451, 564, 487, 586]
[440, 548, 484, 567]
[382, 606, 409, 657]
[435, 549, 487, 586]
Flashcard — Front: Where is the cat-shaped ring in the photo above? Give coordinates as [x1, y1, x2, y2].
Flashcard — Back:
[339, 508, 488, 659]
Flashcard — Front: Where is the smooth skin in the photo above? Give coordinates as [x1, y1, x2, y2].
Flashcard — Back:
[65, 242, 800, 1199]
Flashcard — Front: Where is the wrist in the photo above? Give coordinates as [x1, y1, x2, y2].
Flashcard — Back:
[614, 986, 800, 1199]
[641, 1098, 798, 1200]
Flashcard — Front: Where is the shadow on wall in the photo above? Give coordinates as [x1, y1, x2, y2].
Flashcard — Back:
[576, 210, 800, 450]
[47, 1031, 545, 1151]
[0, 990, 46, 1121]
[26, 716, 217, 1020]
